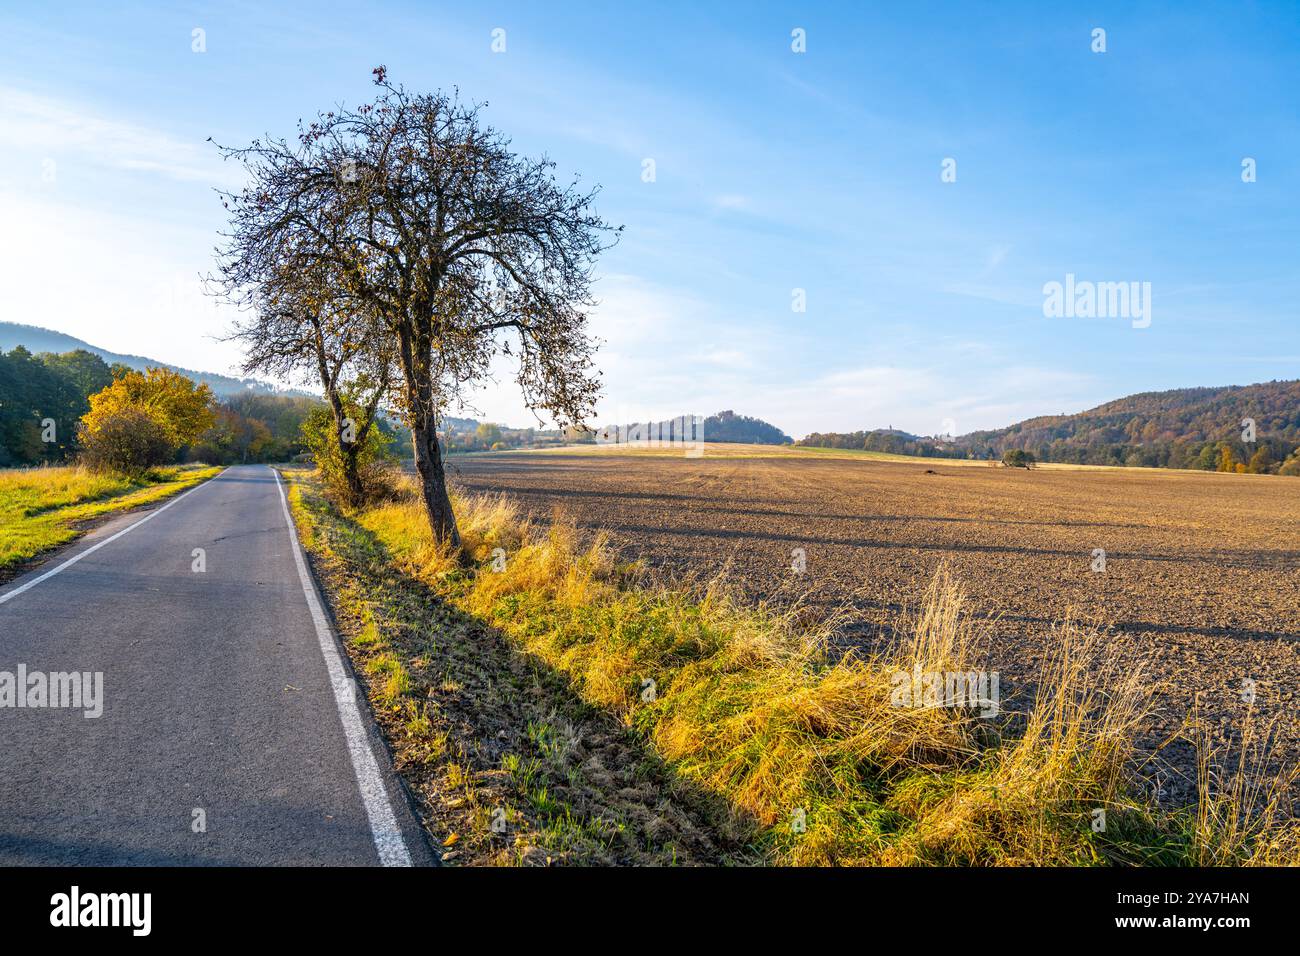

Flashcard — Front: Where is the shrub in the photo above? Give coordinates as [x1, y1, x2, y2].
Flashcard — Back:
[1001, 449, 1035, 469]
[1246, 446, 1273, 474]
[300, 405, 394, 507]
[78, 367, 215, 475]
[77, 407, 175, 477]
[81, 367, 215, 449]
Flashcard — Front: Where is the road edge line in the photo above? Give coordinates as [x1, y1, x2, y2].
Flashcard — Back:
[0, 469, 225, 607]
[272, 467, 414, 867]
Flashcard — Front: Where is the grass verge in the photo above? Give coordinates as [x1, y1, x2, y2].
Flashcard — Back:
[284, 468, 1300, 866]
[0, 463, 222, 579]
[284, 467, 747, 866]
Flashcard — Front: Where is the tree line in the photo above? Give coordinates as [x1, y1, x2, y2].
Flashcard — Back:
[798, 429, 957, 459]
[798, 380, 1300, 475]
[0, 345, 322, 469]
[799, 425, 1299, 475]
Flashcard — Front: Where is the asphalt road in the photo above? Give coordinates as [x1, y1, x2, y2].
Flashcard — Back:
[0, 465, 433, 866]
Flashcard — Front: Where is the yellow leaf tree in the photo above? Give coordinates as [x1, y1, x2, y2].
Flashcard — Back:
[79, 368, 216, 473]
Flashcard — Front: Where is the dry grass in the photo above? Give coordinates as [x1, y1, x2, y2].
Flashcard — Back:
[281, 473, 1298, 866]
[1190, 706, 1300, 866]
[286, 471, 744, 866]
[0, 463, 133, 502]
[881, 622, 1152, 864]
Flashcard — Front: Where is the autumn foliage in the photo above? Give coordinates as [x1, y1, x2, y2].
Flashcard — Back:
[78, 368, 215, 475]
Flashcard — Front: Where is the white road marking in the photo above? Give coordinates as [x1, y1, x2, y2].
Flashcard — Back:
[272, 468, 413, 867]
[0, 472, 222, 607]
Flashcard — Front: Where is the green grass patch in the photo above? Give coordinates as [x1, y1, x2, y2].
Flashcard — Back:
[0, 463, 222, 576]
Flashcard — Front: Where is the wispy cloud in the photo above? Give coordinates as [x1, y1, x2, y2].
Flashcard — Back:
[0, 86, 235, 186]
[694, 348, 753, 366]
[461, 270, 1102, 438]
[753, 361, 1097, 439]
[710, 193, 752, 212]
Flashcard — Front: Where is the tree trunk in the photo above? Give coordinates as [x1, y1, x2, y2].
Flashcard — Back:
[323, 387, 365, 507]
[396, 314, 460, 549]
[341, 440, 366, 505]
[312, 317, 368, 508]
[410, 407, 460, 549]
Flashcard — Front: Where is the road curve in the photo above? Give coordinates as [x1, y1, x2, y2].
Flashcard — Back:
[0, 465, 433, 866]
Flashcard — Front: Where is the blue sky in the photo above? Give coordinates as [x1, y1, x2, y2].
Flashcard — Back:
[1, 1, 1296, 437]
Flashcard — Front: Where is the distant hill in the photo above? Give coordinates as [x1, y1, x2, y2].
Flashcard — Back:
[601, 409, 791, 445]
[700, 410, 790, 444]
[799, 380, 1300, 473]
[0, 322, 311, 399]
[957, 380, 1300, 466]
[798, 427, 956, 460]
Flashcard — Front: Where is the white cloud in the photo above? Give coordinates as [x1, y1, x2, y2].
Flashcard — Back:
[692, 348, 754, 368]
[0, 86, 236, 186]
[454, 274, 771, 427]
[733, 360, 1096, 440]
[983, 243, 1011, 273]
[0, 90, 249, 379]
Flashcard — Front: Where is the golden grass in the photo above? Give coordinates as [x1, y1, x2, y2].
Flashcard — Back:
[1191, 706, 1300, 866]
[0, 463, 221, 573]
[881, 622, 1151, 865]
[285, 471, 739, 865]
[287, 470, 1300, 865]
[0, 464, 132, 502]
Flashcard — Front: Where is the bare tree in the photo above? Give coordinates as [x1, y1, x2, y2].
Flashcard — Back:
[211, 68, 617, 545]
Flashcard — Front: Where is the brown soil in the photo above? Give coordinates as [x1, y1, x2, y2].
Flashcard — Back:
[449, 451, 1300, 808]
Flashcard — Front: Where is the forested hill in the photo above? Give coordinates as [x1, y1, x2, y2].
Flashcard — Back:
[0, 322, 307, 398]
[798, 380, 1300, 473]
[604, 409, 791, 445]
[957, 380, 1300, 467]
[701, 410, 791, 444]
